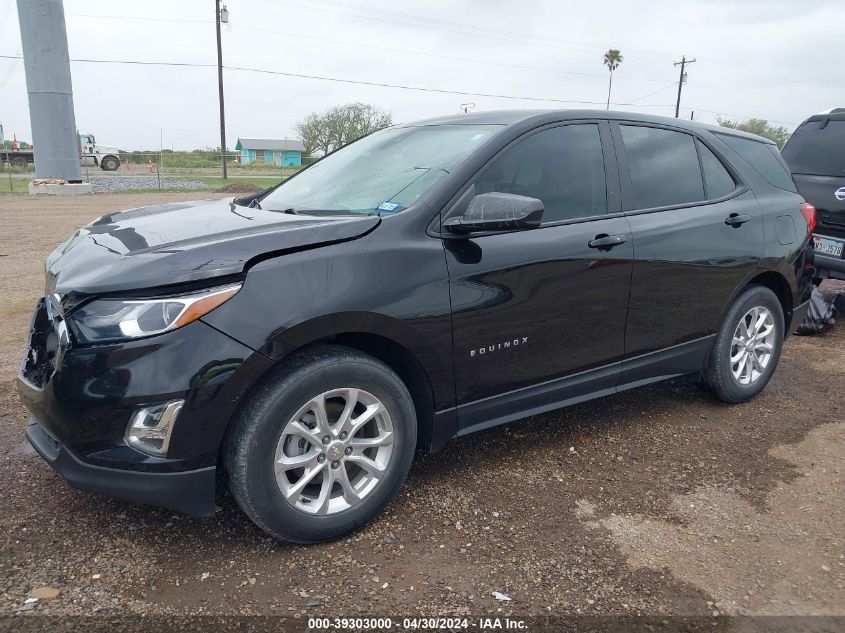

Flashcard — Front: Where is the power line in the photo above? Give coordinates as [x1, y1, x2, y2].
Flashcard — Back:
[263, 0, 673, 62]
[621, 82, 678, 105]
[64, 12, 671, 84]
[681, 107, 796, 127]
[1, 55, 216, 68]
[236, 23, 670, 83]
[0, 53, 795, 124]
[273, 0, 676, 62]
[274, 0, 825, 91]
[0, 53, 675, 107]
[0, 53, 19, 89]
[63, 11, 816, 109]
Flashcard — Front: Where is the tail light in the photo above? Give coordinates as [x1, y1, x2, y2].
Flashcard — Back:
[800, 202, 817, 234]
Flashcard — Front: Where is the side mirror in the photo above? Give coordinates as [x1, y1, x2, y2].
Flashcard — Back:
[443, 192, 544, 235]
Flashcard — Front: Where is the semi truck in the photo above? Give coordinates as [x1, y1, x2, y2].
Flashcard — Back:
[0, 132, 121, 171]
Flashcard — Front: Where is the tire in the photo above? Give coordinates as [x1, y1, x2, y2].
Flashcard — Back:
[226, 345, 417, 543]
[10, 156, 27, 169]
[704, 285, 784, 404]
[100, 155, 120, 171]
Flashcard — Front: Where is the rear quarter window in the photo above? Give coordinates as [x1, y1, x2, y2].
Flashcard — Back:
[697, 140, 736, 199]
[781, 119, 845, 178]
[716, 133, 797, 193]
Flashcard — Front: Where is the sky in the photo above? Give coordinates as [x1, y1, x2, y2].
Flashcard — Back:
[0, 0, 839, 151]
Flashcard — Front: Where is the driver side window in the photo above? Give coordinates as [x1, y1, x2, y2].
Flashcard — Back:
[471, 124, 608, 223]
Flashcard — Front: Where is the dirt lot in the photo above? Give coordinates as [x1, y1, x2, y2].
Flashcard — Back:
[0, 193, 843, 620]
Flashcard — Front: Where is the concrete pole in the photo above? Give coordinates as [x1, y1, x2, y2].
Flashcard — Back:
[17, 0, 83, 182]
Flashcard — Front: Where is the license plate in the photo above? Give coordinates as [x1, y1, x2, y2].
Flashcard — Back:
[814, 235, 844, 258]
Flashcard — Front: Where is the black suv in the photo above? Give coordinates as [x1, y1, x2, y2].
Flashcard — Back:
[19, 110, 814, 543]
[781, 108, 845, 281]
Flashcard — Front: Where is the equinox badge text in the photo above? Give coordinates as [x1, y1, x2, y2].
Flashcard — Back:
[470, 337, 529, 358]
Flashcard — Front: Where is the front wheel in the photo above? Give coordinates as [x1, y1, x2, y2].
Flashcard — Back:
[226, 346, 417, 543]
[704, 285, 784, 404]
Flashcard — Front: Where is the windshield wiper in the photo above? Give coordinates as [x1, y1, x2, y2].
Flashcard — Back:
[248, 198, 262, 210]
[265, 207, 376, 216]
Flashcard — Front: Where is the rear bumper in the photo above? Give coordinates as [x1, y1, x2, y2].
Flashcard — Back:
[813, 252, 845, 281]
[26, 418, 217, 517]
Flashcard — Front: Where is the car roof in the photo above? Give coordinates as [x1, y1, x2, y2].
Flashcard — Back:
[801, 110, 845, 123]
[397, 109, 775, 144]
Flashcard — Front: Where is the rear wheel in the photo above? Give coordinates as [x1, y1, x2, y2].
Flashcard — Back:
[704, 285, 784, 403]
[10, 156, 27, 169]
[226, 346, 416, 543]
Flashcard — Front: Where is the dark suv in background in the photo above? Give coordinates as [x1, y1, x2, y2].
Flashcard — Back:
[782, 108, 845, 281]
[19, 110, 814, 543]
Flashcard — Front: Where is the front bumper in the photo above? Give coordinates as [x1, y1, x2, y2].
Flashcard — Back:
[17, 298, 274, 514]
[26, 418, 217, 516]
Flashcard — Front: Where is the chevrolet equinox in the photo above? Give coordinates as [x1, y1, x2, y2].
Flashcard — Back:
[19, 110, 814, 543]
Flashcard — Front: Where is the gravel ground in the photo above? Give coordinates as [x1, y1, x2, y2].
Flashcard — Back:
[0, 193, 843, 621]
[86, 177, 207, 192]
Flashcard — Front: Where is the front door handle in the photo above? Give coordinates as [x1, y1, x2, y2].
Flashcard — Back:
[725, 213, 751, 227]
[588, 234, 627, 249]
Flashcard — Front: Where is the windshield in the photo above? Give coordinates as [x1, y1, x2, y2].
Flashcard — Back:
[259, 124, 500, 214]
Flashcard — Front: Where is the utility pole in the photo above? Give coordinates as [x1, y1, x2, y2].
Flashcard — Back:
[215, 0, 228, 179]
[673, 55, 695, 119]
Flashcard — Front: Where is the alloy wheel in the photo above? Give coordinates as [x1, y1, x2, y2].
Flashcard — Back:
[730, 305, 776, 386]
[274, 388, 395, 515]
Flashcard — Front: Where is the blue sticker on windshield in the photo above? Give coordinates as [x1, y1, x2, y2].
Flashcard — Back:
[377, 201, 400, 212]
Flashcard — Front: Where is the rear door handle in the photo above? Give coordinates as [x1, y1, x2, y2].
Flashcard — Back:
[588, 234, 627, 249]
[725, 213, 751, 227]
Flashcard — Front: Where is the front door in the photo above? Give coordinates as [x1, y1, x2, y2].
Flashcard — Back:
[443, 122, 633, 432]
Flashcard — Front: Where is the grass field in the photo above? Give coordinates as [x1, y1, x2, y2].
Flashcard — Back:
[0, 175, 30, 193]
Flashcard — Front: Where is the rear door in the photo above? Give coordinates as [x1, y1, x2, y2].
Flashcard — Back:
[611, 122, 763, 384]
[444, 121, 633, 431]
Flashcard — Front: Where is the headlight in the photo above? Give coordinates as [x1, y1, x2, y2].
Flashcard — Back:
[69, 283, 242, 343]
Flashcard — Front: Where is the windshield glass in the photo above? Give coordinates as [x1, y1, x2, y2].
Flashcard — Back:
[259, 124, 500, 214]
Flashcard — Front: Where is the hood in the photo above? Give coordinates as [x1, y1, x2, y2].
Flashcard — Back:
[46, 197, 380, 296]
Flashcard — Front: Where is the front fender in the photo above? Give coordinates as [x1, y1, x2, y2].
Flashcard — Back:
[201, 226, 455, 410]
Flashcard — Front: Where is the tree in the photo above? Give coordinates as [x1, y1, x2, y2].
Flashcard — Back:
[603, 49, 623, 110]
[716, 116, 790, 149]
[296, 103, 392, 156]
[295, 112, 334, 157]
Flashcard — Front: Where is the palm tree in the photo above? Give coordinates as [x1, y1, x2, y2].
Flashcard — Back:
[603, 49, 623, 110]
